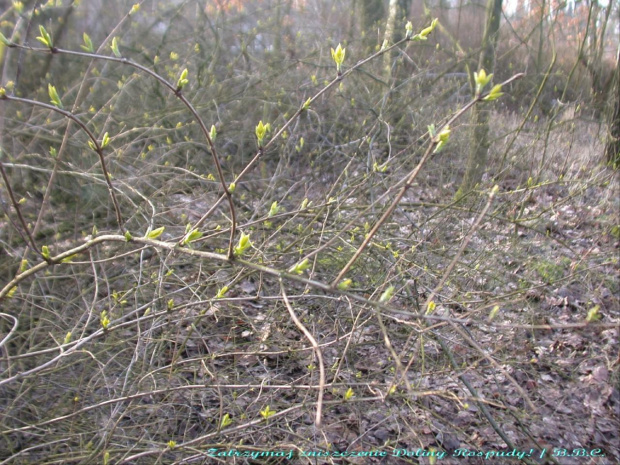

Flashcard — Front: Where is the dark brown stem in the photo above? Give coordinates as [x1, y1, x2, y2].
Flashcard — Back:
[0, 155, 45, 260]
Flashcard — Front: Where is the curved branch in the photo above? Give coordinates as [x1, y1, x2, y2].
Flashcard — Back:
[0, 94, 124, 230]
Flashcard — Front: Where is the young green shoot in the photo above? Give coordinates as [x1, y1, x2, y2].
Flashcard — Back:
[41, 245, 51, 260]
[419, 18, 438, 39]
[36, 25, 53, 48]
[101, 132, 110, 149]
[379, 285, 395, 303]
[260, 405, 276, 420]
[176, 68, 189, 91]
[81, 32, 94, 52]
[181, 228, 202, 245]
[100, 310, 110, 329]
[215, 286, 229, 299]
[331, 43, 346, 75]
[337, 278, 352, 290]
[289, 258, 310, 275]
[433, 126, 451, 153]
[255, 120, 270, 147]
[474, 69, 493, 96]
[483, 84, 504, 102]
[146, 226, 164, 240]
[220, 413, 232, 428]
[487, 305, 500, 322]
[405, 21, 413, 39]
[234, 232, 252, 257]
[48, 84, 63, 109]
[268, 201, 280, 217]
[0, 32, 12, 46]
[110, 37, 121, 57]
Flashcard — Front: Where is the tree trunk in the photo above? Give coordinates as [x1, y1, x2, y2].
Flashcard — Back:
[579, 1, 614, 118]
[605, 47, 619, 167]
[382, 0, 411, 78]
[361, 0, 385, 51]
[383, 0, 400, 43]
[458, 0, 502, 195]
[536, 0, 545, 74]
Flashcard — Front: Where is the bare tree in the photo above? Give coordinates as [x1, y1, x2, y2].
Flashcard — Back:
[578, 0, 616, 117]
[458, 0, 502, 195]
[605, 46, 619, 166]
[361, 0, 385, 50]
[383, 0, 412, 77]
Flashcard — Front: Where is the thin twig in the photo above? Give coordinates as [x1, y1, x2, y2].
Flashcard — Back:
[0, 312, 18, 349]
[280, 279, 325, 427]
[0, 156, 43, 258]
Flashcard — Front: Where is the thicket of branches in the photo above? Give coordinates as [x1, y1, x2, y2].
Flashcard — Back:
[0, 1, 618, 464]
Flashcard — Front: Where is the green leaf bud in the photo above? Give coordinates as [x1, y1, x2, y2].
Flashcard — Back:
[81, 32, 94, 52]
[483, 84, 504, 101]
[474, 69, 493, 95]
[216, 286, 229, 299]
[41, 245, 51, 260]
[36, 25, 52, 48]
[101, 132, 110, 148]
[379, 285, 395, 303]
[255, 120, 270, 146]
[405, 21, 413, 39]
[110, 37, 121, 57]
[331, 43, 346, 72]
[268, 201, 280, 217]
[176, 68, 189, 90]
[182, 228, 203, 245]
[100, 310, 110, 329]
[419, 18, 438, 38]
[234, 232, 252, 256]
[337, 278, 352, 290]
[146, 226, 164, 239]
[221, 413, 232, 427]
[289, 258, 310, 275]
[48, 84, 63, 108]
